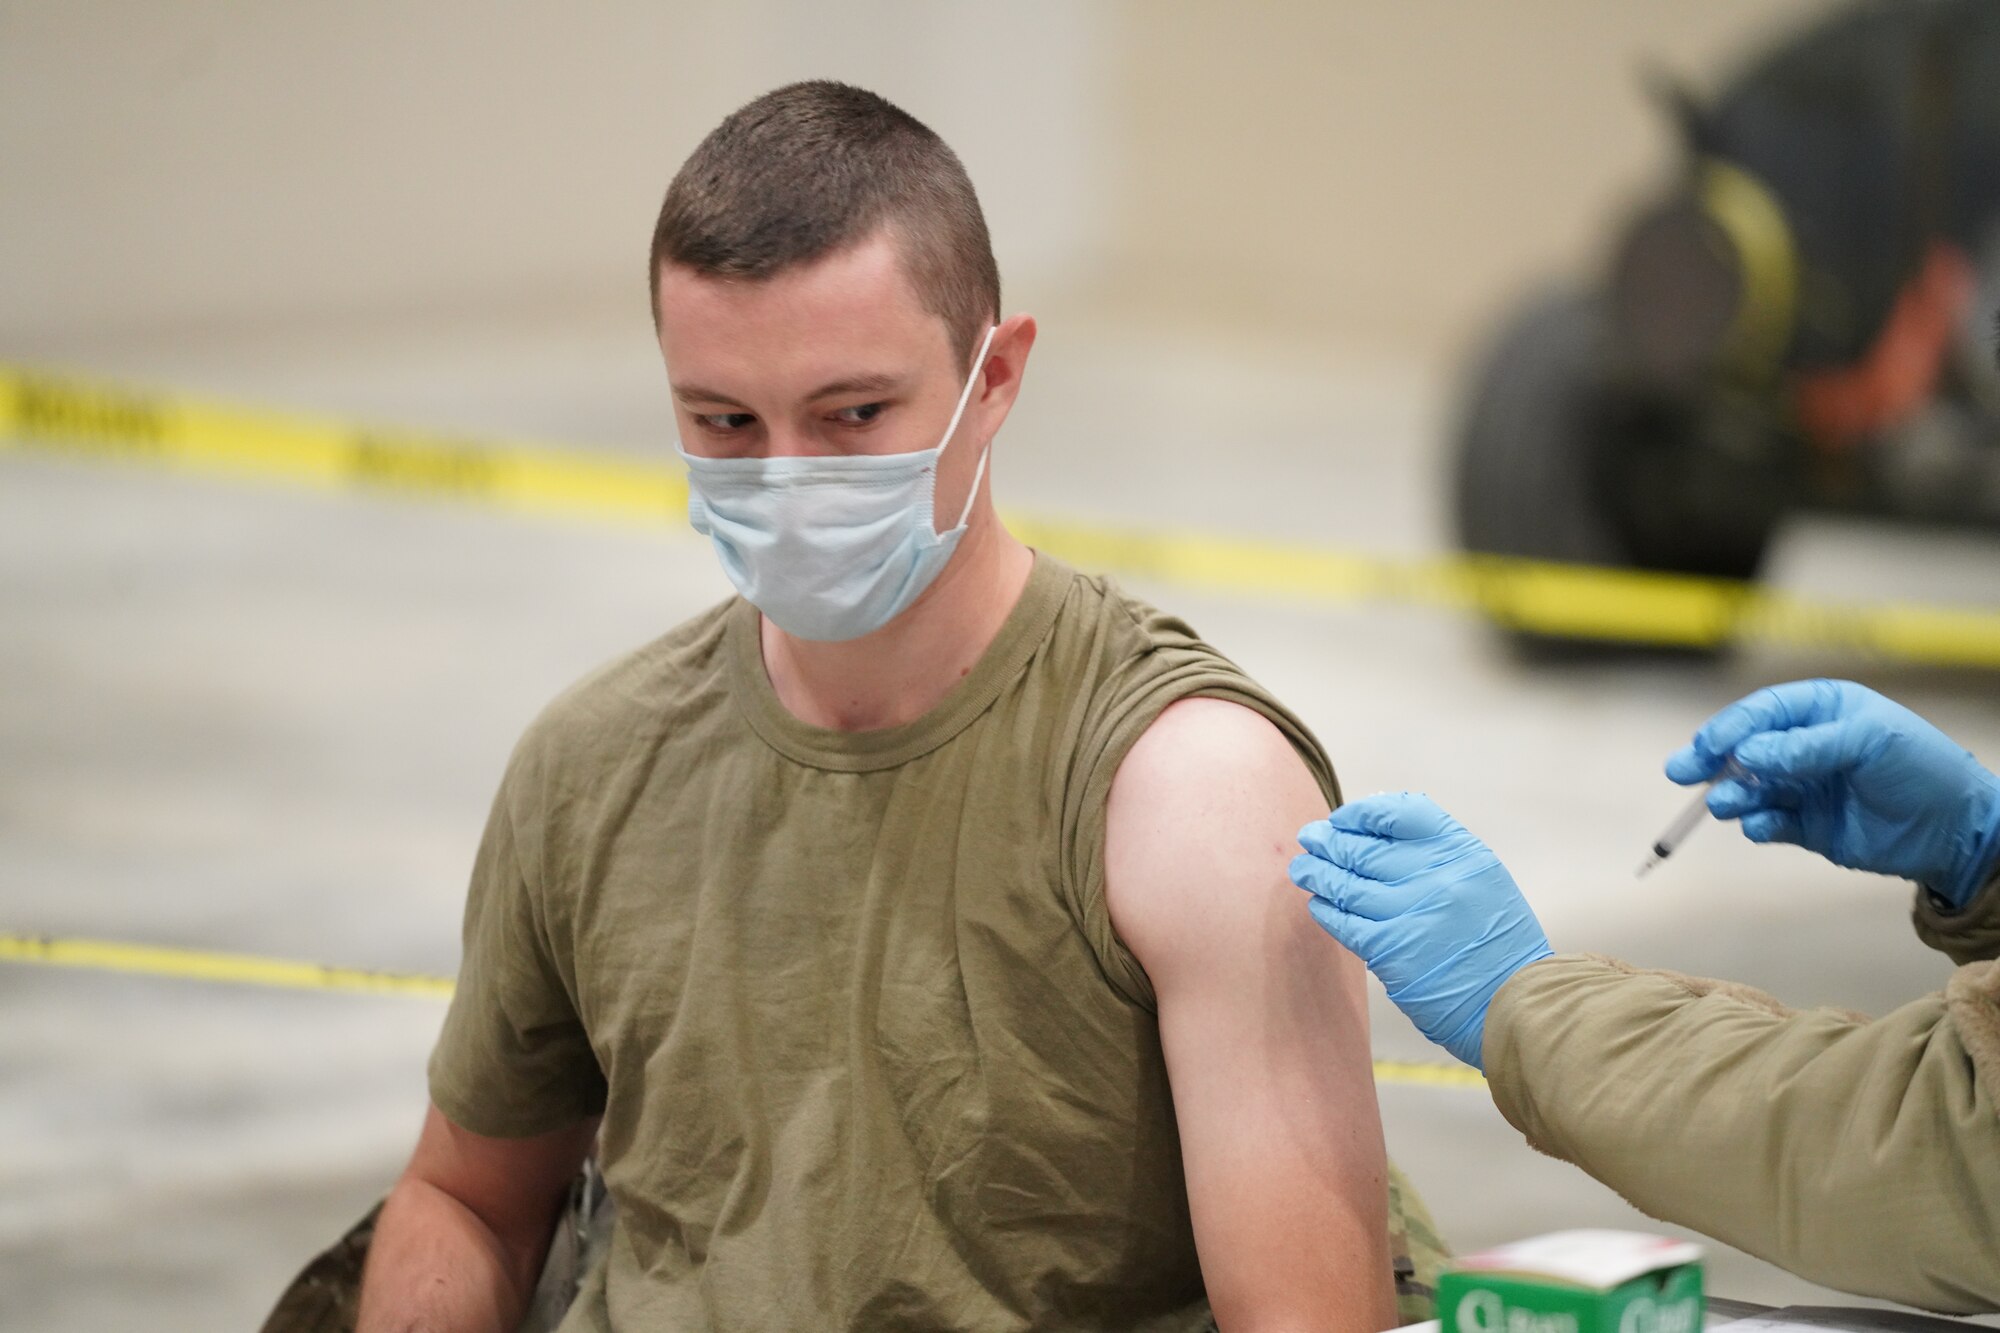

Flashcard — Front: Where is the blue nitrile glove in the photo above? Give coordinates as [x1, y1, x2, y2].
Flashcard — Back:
[1666, 679, 2000, 910]
[1290, 793, 1553, 1071]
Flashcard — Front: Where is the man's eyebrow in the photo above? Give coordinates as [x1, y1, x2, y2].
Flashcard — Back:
[806, 372, 903, 400]
[672, 384, 749, 409]
[671, 372, 905, 410]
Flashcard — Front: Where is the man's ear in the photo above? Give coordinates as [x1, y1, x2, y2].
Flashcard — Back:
[975, 312, 1038, 420]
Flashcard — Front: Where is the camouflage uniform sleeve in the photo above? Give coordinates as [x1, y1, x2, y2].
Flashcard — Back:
[1386, 1161, 1451, 1324]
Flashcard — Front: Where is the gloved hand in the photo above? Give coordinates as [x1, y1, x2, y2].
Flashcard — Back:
[1666, 678, 2000, 909]
[1290, 793, 1553, 1071]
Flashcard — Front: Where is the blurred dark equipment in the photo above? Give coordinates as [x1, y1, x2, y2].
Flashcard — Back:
[1453, 0, 2000, 647]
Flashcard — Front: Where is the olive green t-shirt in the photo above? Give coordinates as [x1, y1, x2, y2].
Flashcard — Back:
[429, 554, 1402, 1330]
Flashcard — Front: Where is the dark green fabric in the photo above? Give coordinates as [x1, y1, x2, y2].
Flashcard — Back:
[258, 1205, 377, 1333]
[427, 555, 1413, 1331]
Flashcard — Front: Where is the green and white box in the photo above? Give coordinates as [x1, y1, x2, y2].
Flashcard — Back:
[1439, 1230, 1704, 1333]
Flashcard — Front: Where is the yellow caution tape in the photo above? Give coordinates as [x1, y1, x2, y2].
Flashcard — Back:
[1368, 1059, 1489, 1091]
[0, 363, 687, 526]
[4, 362, 2000, 665]
[0, 932, 454, 1000]
[0, 931, 1482, 1089]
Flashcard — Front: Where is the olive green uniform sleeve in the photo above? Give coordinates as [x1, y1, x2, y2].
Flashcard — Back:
[428, 732, 607, 1138]
[1483, 952, 2000, 1315]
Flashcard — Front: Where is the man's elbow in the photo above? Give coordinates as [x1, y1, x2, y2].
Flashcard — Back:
[358, 1150, 577, 1330]
[1208, 1290, 1398, 1333]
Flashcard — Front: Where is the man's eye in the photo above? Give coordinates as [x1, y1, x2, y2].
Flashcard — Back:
[698, 412, 757, 432]
[832, 403, 886, 426]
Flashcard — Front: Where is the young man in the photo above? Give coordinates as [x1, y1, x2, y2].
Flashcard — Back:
[357, 81, 1440, 1332]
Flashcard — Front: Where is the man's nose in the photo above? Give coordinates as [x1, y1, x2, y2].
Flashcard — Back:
[682, 424, 821, 460]
[762, 426, 824, 459]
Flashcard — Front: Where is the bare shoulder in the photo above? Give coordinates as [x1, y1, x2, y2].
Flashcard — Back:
[1104, 697, 1332, 980]
[1113, 696, 1308, 795]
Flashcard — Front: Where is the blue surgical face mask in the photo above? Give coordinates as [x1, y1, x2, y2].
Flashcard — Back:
[675, 325, 999, 642]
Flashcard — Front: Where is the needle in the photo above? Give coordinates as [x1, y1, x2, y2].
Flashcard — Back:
[1636, 784, 1714, 877]
[1636, 760, 1748, 877]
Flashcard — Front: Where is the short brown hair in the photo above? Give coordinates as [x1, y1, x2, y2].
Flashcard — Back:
[650, 81, 1001, 364]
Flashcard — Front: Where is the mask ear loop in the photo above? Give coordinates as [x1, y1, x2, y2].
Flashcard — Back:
[944, 324, 1001, 530]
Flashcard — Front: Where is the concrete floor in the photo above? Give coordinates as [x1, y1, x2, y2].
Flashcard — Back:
[4, 314, 1999, 1329]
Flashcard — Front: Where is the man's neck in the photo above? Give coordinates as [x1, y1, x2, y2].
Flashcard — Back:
[758, 519, 1036, 732]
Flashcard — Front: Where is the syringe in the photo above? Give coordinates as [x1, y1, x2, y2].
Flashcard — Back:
[1635, 760, 1747, 877]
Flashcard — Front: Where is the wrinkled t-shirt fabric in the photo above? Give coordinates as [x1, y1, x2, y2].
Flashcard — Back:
[428, 553, 1430, 1330]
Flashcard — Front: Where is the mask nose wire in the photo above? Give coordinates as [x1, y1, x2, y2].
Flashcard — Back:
[944, 324, 1001, 530]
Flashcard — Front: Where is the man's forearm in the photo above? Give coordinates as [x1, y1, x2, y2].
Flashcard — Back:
[356, 1176, 541, 1333]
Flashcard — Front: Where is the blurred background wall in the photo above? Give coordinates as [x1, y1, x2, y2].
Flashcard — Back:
[1099, 0, 1834, 361]
[3, 0, 1835, 374]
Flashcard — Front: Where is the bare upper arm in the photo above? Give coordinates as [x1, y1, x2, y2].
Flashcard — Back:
[1106, 697, 1393, 1331]
[404, 1102, 599, 1264]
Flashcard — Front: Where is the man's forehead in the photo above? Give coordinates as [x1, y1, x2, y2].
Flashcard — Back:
[657, 250, 958, 399]
[656, 230, 932, 339]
